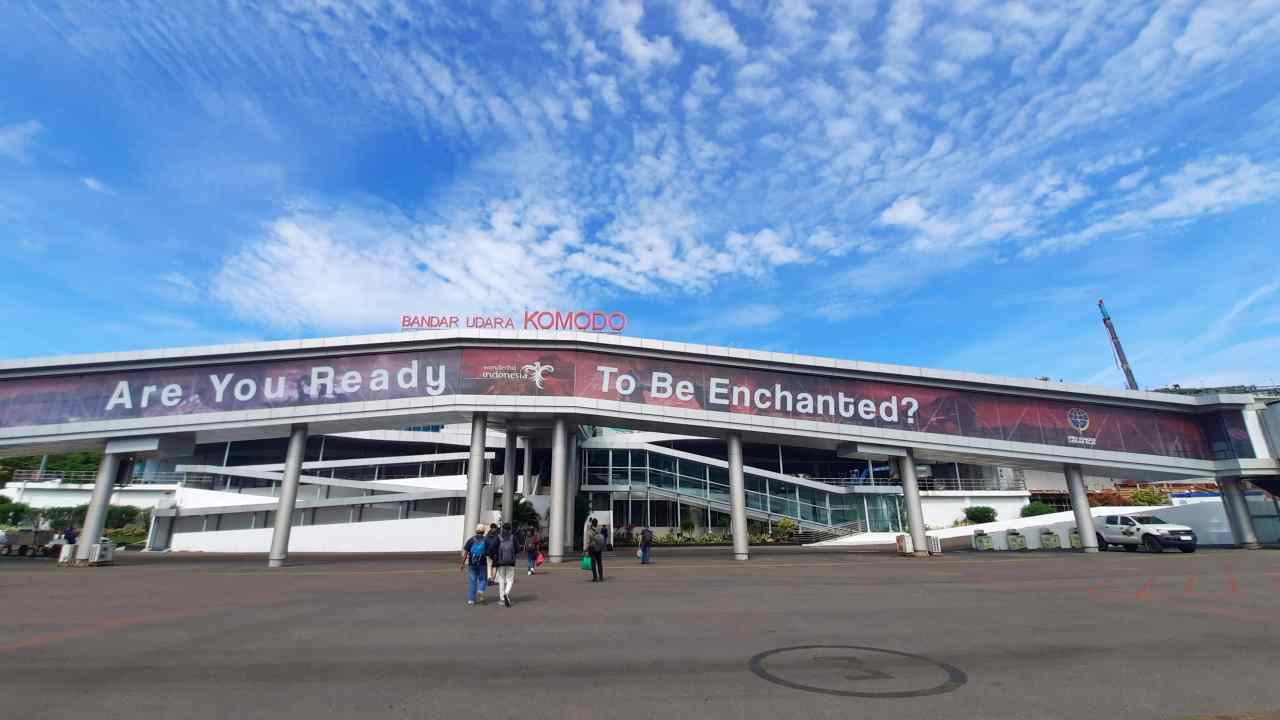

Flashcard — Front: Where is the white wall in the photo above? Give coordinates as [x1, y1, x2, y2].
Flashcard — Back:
[819, 501, 1239, 549]
[920, 492, 1029, 529]
[168, 510, 500, 553]
[1, 481, 177, 510]
[172, 486, 277, 509]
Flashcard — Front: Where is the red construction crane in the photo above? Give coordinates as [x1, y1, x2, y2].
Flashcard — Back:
[1098, 299, 1139, 390]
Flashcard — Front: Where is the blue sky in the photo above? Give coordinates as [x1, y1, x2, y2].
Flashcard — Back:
[1, 0, 1278, 390]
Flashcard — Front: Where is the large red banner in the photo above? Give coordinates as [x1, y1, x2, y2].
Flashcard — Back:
[0, 346, 1254, 461]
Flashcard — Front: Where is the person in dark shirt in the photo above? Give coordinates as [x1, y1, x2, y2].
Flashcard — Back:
[461, 524, 489, 605]
[639, 526, 654, 564]
[493, 522, 522, 607]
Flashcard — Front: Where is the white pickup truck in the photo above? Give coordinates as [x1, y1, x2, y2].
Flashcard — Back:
[1097, 514, 1197, 553]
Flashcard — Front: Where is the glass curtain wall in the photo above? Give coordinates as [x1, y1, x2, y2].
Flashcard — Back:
[580, 448, 904, 532]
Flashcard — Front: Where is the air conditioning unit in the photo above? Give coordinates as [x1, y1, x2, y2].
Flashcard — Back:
[58, 544, 77, 565]
[87, 542, 114, 565]
[927, 535, 943, 554]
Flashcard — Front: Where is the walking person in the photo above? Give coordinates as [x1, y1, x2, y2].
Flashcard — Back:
[639, 525, 653, 564]
[588, 522, 606, 582]
[526, 526, 542, 575]
[484, 522, 500, 588]
[461, 524, 489, 605]
[494, 522, 521, 607]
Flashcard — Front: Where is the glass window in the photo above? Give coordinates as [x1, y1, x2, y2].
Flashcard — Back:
[649, 453, 676, 474]
[629, 499, 647, 526]
[1105, 515, 1118, 525]
[1121, 517, 1136, 526]
[870, 460, 895, 480]
[679, 472, 707, 498]
[611, 449, 630, 469]
[586, 449, 610, 468]
[650, 500, 672, 527]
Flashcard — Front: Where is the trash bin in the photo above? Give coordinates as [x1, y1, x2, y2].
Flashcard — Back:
[1069, 528, 1083, 549]
[1006, 530, 1028, 551]
[1039, 529, 1061, 550]
[972, 530, 994, 551]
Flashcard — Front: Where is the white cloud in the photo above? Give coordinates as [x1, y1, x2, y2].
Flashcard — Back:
[159, 272, 199, 303]
[600, 0, 679, 72]
[717, 303, 783, 328]
[0, 120, 42, 161]
[81, 177, 113, 194]
[940, 27, 994, 60]
[1113, 168, 1148, 190]
[673, 0, 747, 59]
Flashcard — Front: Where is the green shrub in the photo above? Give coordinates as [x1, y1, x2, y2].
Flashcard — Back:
[105, 505, 146, 529]
[0, 499, 35, 525]
[1129, 488, 1169, 507]
[1020, 501, 1058, 518]
[679, 519, 696, 536]
[106, 527, 147, 546]
[963, 506, 997, 524]
[772, 517, 798, 540]
[38, 505, 88, 531]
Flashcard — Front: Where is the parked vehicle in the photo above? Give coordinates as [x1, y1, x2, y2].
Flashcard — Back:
[0, 528, 58, 557]
[1096, 514, 1196, 553]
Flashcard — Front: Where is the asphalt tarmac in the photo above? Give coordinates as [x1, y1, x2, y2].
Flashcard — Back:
[1, 546, 1277, 719]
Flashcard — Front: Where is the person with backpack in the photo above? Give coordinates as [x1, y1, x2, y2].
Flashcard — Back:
[493, 522, 521, 607]
[588, 522, 606, 582]
[639, 525, 653, 564]
[526, 526, 542, 576]
[461, 524, 489, 605]
[484, 522, 500, 584]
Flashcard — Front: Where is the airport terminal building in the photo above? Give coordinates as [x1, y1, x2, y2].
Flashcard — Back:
[2, 329, 1278, 563]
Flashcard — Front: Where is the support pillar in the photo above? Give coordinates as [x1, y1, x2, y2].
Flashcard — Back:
[522, 436, 534, 496]
[267, 424, 308, 568]
[75, 452, 122, 563]
[727, 432, 749, 561]
[462, 413, 488, 544]
[548, 418, 567, 563]
[502, 428, 517, 524]
[898, 450, 929, 557]
[564, 432, 579, 552]
[1218, 477, 1261, 549]
[1064, 464, 1098, 552]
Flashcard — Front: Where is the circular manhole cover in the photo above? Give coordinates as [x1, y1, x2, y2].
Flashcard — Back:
[748, 645, 967, 698]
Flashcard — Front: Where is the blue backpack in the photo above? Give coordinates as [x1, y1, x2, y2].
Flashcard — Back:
[468, 538, 487, 566]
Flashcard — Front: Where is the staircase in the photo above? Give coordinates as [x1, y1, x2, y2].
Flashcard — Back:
[793, 521, 867, 544]
[641, 484, 862, 536]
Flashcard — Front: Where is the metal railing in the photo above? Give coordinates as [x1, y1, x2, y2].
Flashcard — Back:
[918, 477, 1026, 492]
[11, 469, 224, 487]
[794, 520, 867, 544]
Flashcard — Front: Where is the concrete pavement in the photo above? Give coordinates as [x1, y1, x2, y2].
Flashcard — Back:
[1, 547, 1277, 719]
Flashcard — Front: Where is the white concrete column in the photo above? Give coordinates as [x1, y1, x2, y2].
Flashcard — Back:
[564, 432, 579, 552]
[267, 424, 309, 568]
[727, 432, 749, 561]
[1218, 477, 1261, 549]
[75, 452, 122, 563]
[462, 413, 488, 543]
[898, 450, 929, 557]
[502, 428, 517, 524]
[548, 418, 567, 563]
[1064, 464, 1099, 552]
[521, 436, 534, 496]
